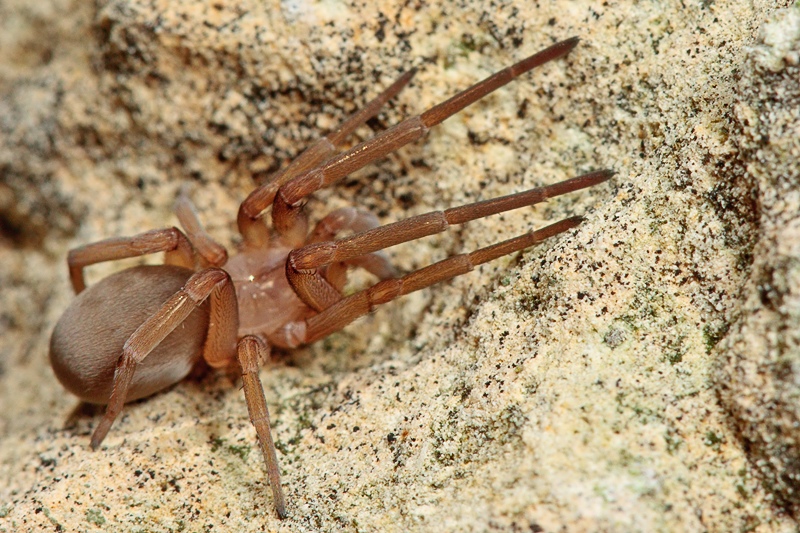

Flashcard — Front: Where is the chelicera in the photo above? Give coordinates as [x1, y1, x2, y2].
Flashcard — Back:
[49, 37, 611, 519]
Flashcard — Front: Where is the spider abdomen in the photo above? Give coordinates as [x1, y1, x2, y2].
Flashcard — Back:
[50, 265, 210, 404]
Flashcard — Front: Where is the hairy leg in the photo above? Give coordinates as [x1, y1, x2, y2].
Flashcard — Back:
[67, 227, 195, 294]
[271, 38, 581, 241]
[302, 217, 585, 344]
[89, 267, 238, 447]
[237, 335, 286, 519]
[237, 69, 417, 247]
[286, 170, 612, 311]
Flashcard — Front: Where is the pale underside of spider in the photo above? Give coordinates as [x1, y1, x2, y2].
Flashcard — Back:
[49, 36, 611, 519]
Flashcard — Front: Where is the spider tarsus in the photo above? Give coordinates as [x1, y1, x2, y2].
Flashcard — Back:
[574, 168, 615, 188]
[508, 35, 580, 78]
[397, 66, 418, 84]
[563, 35, 581, 49]
[90, 424, 108, 450]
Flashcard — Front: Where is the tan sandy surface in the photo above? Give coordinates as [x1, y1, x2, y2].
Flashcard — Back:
[1, 1, 799, 532]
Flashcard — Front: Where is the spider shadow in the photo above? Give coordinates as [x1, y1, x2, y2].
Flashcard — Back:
[62, 401, 104, 438]
[60, 344, 346, 453]
[61, 359, 228, 442]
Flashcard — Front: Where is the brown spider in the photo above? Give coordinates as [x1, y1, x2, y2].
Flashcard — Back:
[49, 37, 611, 519]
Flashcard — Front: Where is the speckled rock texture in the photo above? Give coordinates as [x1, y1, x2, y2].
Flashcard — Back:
[1, 1, 799, 532]
[715, 6, 800, 519]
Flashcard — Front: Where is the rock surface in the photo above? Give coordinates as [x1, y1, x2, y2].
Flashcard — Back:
[1, 0, 798, 532]
[715, 6, 800, 520]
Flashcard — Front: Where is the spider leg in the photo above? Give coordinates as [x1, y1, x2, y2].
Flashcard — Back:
[175, 191, 229, 268]
[307, 207, 382, 243]
[277, 206, 401, 312]
[67, 227, 195, 294]
[271, 37, 580, 241]
[286, 170, 612, 311]
[310, 207, 397, 292]
[299, 216, 584, 344]
[344, 253, 396, 281]
[237, 69, 418, 248]
[237, 335, 286, 519]
[89, 267, 238, 448]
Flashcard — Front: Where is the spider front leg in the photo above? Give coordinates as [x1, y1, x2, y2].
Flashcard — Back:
[302, 216, 586, 344]
[237, 69, 417, 248]
[286, 170, 613, 312]
[270, 37, 581, 241]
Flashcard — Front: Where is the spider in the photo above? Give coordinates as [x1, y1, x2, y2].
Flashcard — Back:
[49, 36, 611, 519]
